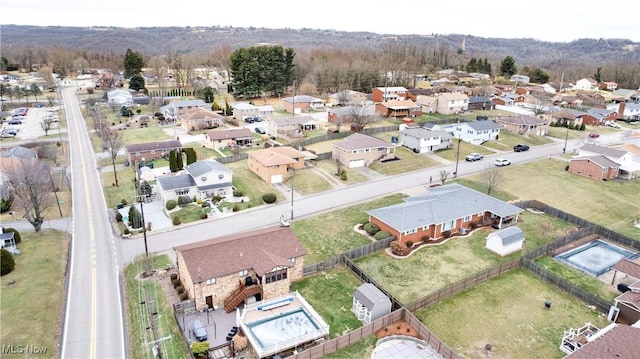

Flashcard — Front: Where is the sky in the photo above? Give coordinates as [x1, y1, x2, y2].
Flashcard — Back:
[1, 0, 638, 43]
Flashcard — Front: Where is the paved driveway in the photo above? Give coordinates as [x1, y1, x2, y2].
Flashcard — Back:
[117, 197, 173, 232]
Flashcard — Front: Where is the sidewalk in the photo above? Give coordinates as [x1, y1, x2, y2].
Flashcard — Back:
[1, 217, 72, 233]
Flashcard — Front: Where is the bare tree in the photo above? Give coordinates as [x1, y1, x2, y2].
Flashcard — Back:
[102, 129, 124, 187]
[3, 159, 54, 231]
[148, 56, 168, 103]
[40, 116, 53, 135]
[439, 170, 450, 185]
[482, 165, 504, 195]
[345, 104, 377, 132]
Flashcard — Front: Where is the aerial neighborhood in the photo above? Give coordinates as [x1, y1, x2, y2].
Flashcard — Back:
[2, 30, 640, 359]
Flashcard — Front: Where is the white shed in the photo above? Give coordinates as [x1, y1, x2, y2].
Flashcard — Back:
[486, 226, 525, 257]
[352, 283, 391, 324]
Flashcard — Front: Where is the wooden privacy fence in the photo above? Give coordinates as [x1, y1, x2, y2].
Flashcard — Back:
[302, 236, 395, 276]
[288, 308, 462, 359]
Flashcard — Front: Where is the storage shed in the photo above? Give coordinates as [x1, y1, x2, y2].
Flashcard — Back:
[352, 283, 391, 324]
[485, 226, 525, 257]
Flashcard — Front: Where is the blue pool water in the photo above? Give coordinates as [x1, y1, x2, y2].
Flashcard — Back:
[246, 308, 319, 350]
[556, 239, 638, 277]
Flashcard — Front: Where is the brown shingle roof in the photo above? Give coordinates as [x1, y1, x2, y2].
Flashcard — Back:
[125, 140, 181, 153]
[614, 259, 640, 279]
[332, 133, 395, 151]
[181, 108, 223, 121]
[174, 226, 306, 283]
[565, 324, 640, 358]
[206, 128, 252, 141]
[248, 147, 303, 166]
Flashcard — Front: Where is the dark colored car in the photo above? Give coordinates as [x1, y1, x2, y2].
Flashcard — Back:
[244, 117, 254, 123]
[192, 319, 208, 341]
[513, 144, 530, 152]
[255, 126, 266, 134]
[7, 119, 22, 125]
[588, 132, 600, 138]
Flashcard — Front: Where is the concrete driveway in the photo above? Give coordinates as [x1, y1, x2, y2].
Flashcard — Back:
[117, 197, 173, 232]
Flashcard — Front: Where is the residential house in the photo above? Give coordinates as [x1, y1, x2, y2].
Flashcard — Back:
[160, 99, 207, 121]
[156, 160, 233, 203]
[204, 128, 254, 150]
[600, 81, 618, 91]
[550, 110, 585, 128]
[584, 108, 617, 126]
[607, 102, 640, 121]
[327, 105, 376, 125]
[256, 105, 274, 117]
[106, 88, 133, 107]
[563, 323, 640, 359]
[495, 115, 548, 136]
[0, 145, 38, 160]
[247, 146, 306, 184]
[557, 95, 584, 109]
[178, 108, 224, 132]
[269, 116, 317, 139]
[485, 226, 525, 257]
[125, 140, 182, 164]
[492, 93, 524, 106]
[352, 283, 391, 324]
[132, 93, 150, 105]
[468, 95, 494, 111]
[331, 133, 397, 168]
[367, 183, 524, 245]
[576, 92, 605, 108]
[576, 143, 639, 180]
[446, 120, 500, 145]
[405, 88, 434, 102]
[542, 82, 572, 94]
[326, 90, 368, 106]
[231, 102, 259, 120]
[574, 78, 598, 91]
[282, 95, 324, 113]
[435, 92, 469, 114]
[515, 85, 544, 95]
[400, 127, 453, 153]
[415, 95, 438, 114]
[510, 74, 530, 84]
[568, 156, 620, 181]
[374, 100, 421, 118]
[371, 86, 408, 102]
[174, 226, 306, 312]
[614, 279, 640, 325]
[0, 230, 19, 255]
[611, 89, 639, 102]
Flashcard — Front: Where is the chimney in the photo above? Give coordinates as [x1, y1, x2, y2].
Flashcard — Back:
[617, 101, 626, 120]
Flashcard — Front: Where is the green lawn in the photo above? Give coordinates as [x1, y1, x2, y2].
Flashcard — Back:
[482, 130, 553, 152]
[290, 266, 364, 338]
[292, 194, 404, 263]
[316, 160, 370, 185]
[369, 146, 440, 175]
[121, 127, 172, 145]
[284, 167, 333, 195]
[323, 335, 377, 359]
[415, 269, 610, 359]
[170, 203, 211, 225]
[223, 161, 286, 208]
[124, 255, 189, 359]
[355, 211, 575, 304]
[0, 230, 68, 357]
[101, 168, 137, 208]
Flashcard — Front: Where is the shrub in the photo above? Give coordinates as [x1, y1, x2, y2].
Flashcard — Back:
[177, 196, 182, 205]
[233, 190, 243, 197]
[421, 235, 431, 242]
[363, 222, 380, 235]
[405, 240, 414, 248]
[123, 227, 130, 235]
[172, 279, 181, 288]
[179, 292, 188, 301]
[565, 165, 570, 171]
[374, 231, 392, 240]
[1, 249, 15, 276]
[197, 199, 203, 205]
[176, 286, 184, 294]
[166, 200, 177, 210]
[201, 201, 210, 208]
[200, 212, 208, 220]
[469, 222, 478, 230]
[115, 213, 123, 222]
[120, 199, 128, 205]
[3, 228, 21, 244]
[191, 341, 209, 358]
[233, 335, 249, 351]
[390, 241, 410, 256]
[442, 230, 452, 238]
[170, 273, 178, 281]
[180, 195, 192, 205]
[172, 216, 182, 225]
[340, 170, 347, 181]
[233, 204, 240, 212]
[262, 192, 277, 204]
[211, 195, 222, 203]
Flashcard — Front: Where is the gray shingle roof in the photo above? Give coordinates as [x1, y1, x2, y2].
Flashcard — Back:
[367, 184, 523, 232]
[185, 160, 231, 178]
[579, 144, 627, 159]
[125, 140, 181, 154]
[354, 283, 389, 309]
[0, 146, 37, 159]
[401, 127, 452, 140]
[332, 133, 394, 151]
[466, 120, 500, 131]
[489, 226, 524, 246]
[157, 173, 196, 191]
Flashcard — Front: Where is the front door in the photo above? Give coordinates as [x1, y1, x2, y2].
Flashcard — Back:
[206, 295, 213, 310]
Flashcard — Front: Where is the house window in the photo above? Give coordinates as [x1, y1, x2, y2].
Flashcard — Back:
[422, 225, 429, 231]
[464, 215, 471, 222]
[289, 257, 296, 264]
[404, 228, 417, 235]
[176, 189, 189, 195]
[603, 167, 608, 173]
[265, 268, 287, 284]
[239, 269, 248, 277]
[151, 150, 156, 154]
[365, 148, 370, 153]
[201, 176, 207, 181]
[218, 174, 224, 179]
[352, 150, 358, 154]
[442, 220, 455, 231]
[136, 152, 140, 156]
[206, 278, 216, 285]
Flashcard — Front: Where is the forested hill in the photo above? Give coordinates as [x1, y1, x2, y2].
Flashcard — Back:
[2, 24, 638, 67]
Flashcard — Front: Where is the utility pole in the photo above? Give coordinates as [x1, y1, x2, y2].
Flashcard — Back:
[142, 285, 163, 359]
[454, 135, 461, 178]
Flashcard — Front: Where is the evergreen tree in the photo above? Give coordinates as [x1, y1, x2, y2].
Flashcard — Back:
[169, 149, 177, 172]
[123, 49, 144, 78]
[185, 148, 197, 165]
[499, 56, 518, 77]
[230, 45, 295, 97]
[202, 86, 215, 103]
[176, 150, 184, 170]
[129, 74, 146, 91]
[128, 205, 142, 229]
[482, 58, 492, 75]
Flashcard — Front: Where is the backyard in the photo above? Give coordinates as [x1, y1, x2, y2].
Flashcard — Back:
[415, 269, 610, 359]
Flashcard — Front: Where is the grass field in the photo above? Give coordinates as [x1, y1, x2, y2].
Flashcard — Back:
[284, 166, 333, 195]
[223, 161, 286, 208]
[316, 159, 370, 185]
[323, 335, 377, 359]
[124, 255, 189, 359]
[415, 269, 610, 359]
[369, 146, 440, 175]
[0, 230, 69, 358]
[290, 266, 364, 338]
[292, 194, 404, 263]
[355, 211, 575, 304]
[101, 167, 137, 208]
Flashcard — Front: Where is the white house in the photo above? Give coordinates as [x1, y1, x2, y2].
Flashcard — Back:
[231, 102, 259, 120]
[400, 127, 453, 153]
[106, 88, 133, 107]
[510, 74, 530, 84]
[485, 226, 525, 257]
[445, 120, 500, 145]
[352, 283, 391, 324]
[435, 92, 469, 115]
[574, 78, 598, 91]
[155, 160, 233, 203]
[160, 99, 207, 121]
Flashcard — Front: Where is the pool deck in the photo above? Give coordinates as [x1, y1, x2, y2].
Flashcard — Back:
[372, 336, 444, 359]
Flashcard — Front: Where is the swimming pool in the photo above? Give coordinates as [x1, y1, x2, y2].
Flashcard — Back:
[555, 239, 639, 277]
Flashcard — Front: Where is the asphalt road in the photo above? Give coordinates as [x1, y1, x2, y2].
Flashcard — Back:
[59, 85, 126, 359]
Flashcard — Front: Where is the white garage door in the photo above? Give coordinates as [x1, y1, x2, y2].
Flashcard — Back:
[349, 160, 365, 168]
[271, 174, 283, 183]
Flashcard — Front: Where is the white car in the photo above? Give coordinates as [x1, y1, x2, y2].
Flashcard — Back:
[607, 122, 622, 129]
[494, 158, 511, 167]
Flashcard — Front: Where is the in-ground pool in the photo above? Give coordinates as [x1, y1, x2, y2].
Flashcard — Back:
[248, 308, 318, 349]
[555, 239, 639, 277]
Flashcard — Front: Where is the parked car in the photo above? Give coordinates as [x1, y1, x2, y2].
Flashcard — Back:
[588, 132, 600, 138]
[244, 117, 254, 123]
[465, 153, 483, 162]
[253, 116, 263, 122]
[7, 119, 22, 125]
[607, 122, 622, 129]
[192, 319, 208, 341]
[494, 158, 511, 167]
[255, 126, 266, 134]
[0, 130, 16, 138]
[513, 144, 530, 152]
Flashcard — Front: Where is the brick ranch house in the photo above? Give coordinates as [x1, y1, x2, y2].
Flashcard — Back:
[367, 184, 524, 245]
[247, 146, 306, 184]
[125, 140, 182, 164]
[174, 226, 307, 312]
